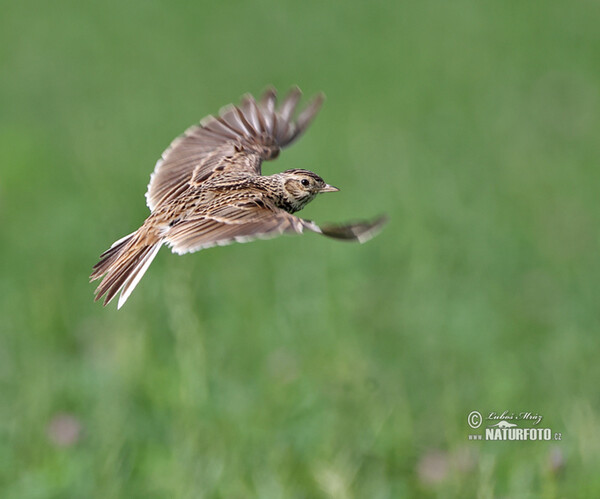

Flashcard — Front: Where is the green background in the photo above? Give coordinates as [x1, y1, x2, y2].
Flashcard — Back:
[2, 0, 599, 497]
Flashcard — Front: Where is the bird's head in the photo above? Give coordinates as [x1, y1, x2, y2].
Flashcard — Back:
[280, 169, 339, 213]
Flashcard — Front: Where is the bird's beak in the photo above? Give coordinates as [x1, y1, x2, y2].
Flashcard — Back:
[320, 184, 340, 193]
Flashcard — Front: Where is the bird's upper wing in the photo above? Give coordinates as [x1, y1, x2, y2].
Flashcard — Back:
[146, 87, 324, 212]
[165, 197, 387, 255]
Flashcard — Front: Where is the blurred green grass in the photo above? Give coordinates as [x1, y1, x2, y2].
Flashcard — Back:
[1, 0, 600, 497]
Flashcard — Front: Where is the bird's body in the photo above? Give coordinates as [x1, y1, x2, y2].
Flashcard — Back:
[91, 87, 386, 308]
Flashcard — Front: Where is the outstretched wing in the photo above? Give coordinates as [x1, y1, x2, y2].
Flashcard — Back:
[164, 198, 313, 254]
[146, 86, 324, 212]
[164, 197, 387, 255]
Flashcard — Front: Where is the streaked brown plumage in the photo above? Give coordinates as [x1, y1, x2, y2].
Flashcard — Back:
[91, 86, 387, 308]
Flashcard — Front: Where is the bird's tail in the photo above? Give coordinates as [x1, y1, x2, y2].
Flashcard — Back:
[90, 229, 162, 309]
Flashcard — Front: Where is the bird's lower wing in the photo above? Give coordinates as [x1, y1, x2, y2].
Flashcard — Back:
[165, 199, 387, 255]
[164, 203, 307, 255]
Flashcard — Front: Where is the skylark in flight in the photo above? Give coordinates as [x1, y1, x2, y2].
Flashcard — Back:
[91, 87, 386, 308]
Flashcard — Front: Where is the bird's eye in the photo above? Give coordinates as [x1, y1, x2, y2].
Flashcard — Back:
[301, 179, 310, 187]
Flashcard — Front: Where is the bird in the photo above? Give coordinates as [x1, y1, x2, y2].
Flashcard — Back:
[91, 86, 387, 308]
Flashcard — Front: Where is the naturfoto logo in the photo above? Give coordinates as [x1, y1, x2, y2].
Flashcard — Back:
[467, 410, 562, 442]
